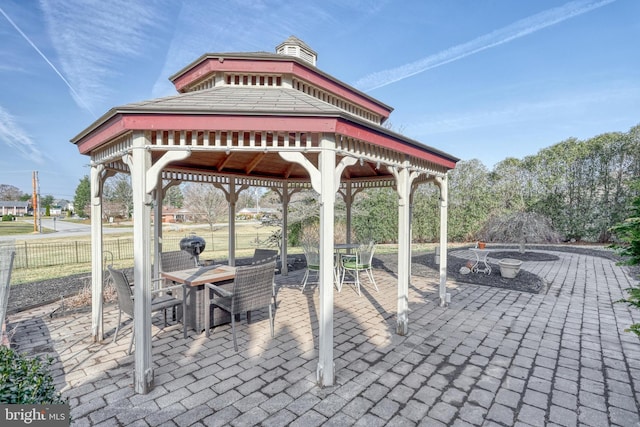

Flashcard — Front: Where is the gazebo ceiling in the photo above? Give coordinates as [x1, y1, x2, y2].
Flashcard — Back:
[149, 149, 391, 182]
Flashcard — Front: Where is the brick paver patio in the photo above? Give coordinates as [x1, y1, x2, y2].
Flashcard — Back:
[6, 249, 640, 426]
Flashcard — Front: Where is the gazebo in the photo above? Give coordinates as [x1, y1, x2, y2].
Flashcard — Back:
[71, 36, 459, 394]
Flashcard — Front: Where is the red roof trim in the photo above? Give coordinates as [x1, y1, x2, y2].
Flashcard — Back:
[336, 121, 457, 169]
[75, 114, 456, 169]
[172, 57, 391, 119]
[75, 114, 337, 154]
[172, 58, 295, 92]
[289, 63, 391, 118]
[74, 114, 129, 154]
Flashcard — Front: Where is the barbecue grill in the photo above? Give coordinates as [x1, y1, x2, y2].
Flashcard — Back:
[179, 235, 206, 266]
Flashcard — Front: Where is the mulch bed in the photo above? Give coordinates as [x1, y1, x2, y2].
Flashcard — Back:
[7, 272, 93, 315]
[6, 245, 637, 313]
[485, 251, 559, 262]
[409, 251, 548, 295]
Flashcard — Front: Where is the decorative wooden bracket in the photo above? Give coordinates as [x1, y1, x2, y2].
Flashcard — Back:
[146, 151, 191, 194]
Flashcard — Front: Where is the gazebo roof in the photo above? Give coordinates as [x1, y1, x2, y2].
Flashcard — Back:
[122, 86, 341, 115]
[71, 37, 458, 185]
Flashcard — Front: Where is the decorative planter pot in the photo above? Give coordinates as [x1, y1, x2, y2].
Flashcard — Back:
[499, 258, 522, 278]
[477, 242, 486, 249]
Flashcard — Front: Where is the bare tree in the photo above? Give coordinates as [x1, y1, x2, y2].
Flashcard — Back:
[182, 183, 228, 231]
[104, 174, 133, 219]
[0, 184, 25, 201]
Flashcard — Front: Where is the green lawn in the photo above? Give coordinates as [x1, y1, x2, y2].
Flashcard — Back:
[0, 221, 53, 236]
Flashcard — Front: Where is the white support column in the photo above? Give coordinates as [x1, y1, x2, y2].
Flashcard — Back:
[153, 182, 163, 285]
[396, 165, 410, 335]
[90, 164, 106, 342]
[214, 180, 247, 267]
[318, 135, 336, 386]
[408, 181, 420, 285]
[228, 180, 236, 266]
[391, 163, 419, 335]
[280, 183, 289, 276]
[338, 182, 365, 247]
[335, 159, 357, 246]
[279, 140, 343, 387]
[126, 131, 154, 394]
[435, 175, 449, 307]
[343, 182, 353, 244]
[273, 184, 301, 277]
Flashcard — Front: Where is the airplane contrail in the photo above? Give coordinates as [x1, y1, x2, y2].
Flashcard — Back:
[0, 107, 44, 163]
[0, 6, 96, 117]
[354, 0, 616, 92]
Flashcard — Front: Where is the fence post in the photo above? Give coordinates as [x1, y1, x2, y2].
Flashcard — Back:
[117, 239, 121, 260]
[24, 241, 28, 269]
[75, 241, 79, 263]
[0, 241, 16, 346]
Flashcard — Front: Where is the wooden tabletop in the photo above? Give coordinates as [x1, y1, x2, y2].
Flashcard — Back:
[161, 265, 236, 286]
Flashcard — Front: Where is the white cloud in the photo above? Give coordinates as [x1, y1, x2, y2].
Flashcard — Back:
[0, 5, 94, 115]
[407, 85, 640, 136]
[0, 106, 44, 163]
[353, 0, 616, 92]
[39, 0, 169, 114]
[151, 0, 390, 98]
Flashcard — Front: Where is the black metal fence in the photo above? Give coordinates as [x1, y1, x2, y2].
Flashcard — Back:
[12, 231, 276, 270]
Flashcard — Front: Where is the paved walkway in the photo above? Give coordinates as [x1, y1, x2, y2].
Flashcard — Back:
[6, 250, 640, 426]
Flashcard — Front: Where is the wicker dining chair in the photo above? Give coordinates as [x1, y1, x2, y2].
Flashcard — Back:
[160, 250, 197, 273]
[251, 248, 278, 266]
[203, 261, 276, 351]
[251, 248, 279, 307]
[107, 266, 187, 354]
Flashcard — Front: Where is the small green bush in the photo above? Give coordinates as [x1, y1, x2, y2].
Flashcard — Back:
[0, 346, 66, 404]
[611, 180, 640, 337]
[1, 214, 14, 222]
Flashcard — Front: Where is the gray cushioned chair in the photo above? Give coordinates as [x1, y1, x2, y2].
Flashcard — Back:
[204, 261, 276, 351]
[108, 265, 186, 354]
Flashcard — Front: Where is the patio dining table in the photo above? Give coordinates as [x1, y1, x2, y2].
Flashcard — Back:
[161, 265, 236, 333]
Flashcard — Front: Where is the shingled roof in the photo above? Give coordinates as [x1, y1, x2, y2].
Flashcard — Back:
[113, 86, 341, 116]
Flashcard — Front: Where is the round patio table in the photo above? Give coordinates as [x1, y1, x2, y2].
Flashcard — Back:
[470, 248, 492, 275]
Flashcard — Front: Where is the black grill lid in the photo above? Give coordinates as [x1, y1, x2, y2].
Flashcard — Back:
[179, 235, 206, 257]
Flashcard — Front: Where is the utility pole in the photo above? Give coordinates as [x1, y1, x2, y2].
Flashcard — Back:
[37, 173, 42, 233]
[32, 171, 38, 233]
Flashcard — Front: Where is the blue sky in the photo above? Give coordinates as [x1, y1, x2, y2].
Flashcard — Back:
[0, 0, 638, 199]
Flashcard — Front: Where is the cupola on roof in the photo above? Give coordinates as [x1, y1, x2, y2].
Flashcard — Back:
[276, 36, 317, 66]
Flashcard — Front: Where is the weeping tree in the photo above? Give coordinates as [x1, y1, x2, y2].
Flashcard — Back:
[479, 211, 560, 252]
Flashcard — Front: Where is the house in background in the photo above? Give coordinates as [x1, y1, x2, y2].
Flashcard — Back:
[236, 207, 277, 220]
[53, 199, 74, 215]
[160, 206, 194, 223]
[0, 201, 30, 216]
